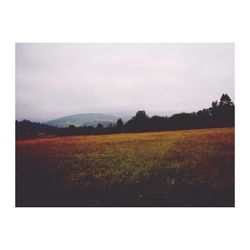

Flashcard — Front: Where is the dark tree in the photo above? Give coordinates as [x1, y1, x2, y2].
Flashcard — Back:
[134, 110, 148, 120]
[96, 123, 103, 129]
[96, 123, 104, 134]
[168, 112, 196, 130]
[212, 100, 219, 109]
[116, 118, 124, 133]
[149, 115, 167, 131]
[208, 94, 234, 127]
[125, 110, 150, 132]
[16, 93, 235, 138]
[219, 94, 233, 107]
[16, 119, 56, 139]
[219, 94, 235, 126]
[196, 109, 212, 128]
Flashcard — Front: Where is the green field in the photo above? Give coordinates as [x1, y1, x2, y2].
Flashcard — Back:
[16, 127, 234, 206]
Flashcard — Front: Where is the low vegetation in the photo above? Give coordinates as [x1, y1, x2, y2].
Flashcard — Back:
[16, 127, 234, 206]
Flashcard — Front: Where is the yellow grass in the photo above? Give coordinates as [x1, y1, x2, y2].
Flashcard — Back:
[16, 127, 234, 206]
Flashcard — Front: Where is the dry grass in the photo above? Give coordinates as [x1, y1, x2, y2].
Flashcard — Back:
[16, 127, 234, 206]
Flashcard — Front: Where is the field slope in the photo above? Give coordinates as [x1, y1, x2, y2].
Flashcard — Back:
[16, 127, 234, 206]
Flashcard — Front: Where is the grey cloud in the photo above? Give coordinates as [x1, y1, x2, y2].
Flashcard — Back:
[16, 43, 234, 122]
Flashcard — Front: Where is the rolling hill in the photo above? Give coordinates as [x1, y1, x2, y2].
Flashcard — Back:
[46, 113, 121, 128]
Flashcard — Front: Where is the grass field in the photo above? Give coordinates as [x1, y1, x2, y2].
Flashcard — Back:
[16, 127, 234, 206]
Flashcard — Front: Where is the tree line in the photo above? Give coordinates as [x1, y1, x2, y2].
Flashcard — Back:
[16, 94, 234, 139]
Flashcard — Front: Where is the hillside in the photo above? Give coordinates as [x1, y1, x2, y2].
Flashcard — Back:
[46, 113, 120, 128]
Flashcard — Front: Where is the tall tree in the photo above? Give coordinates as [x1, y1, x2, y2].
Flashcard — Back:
[116, 118, 124, 133]
[219, 94, 234, 106]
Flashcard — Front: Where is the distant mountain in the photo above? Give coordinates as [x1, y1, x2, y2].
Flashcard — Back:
[46, 113, 121, 128]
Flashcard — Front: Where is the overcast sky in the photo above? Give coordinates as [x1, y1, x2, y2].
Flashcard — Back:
[16, 43, 234, 122]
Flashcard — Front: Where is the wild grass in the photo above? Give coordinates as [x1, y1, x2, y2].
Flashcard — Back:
[16, 127, 234, 206]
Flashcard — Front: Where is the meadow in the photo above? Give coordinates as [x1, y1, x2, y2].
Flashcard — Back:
[16, 127, 234, 206]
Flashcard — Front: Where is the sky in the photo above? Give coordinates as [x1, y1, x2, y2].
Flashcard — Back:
[16, 43, 234, 122]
